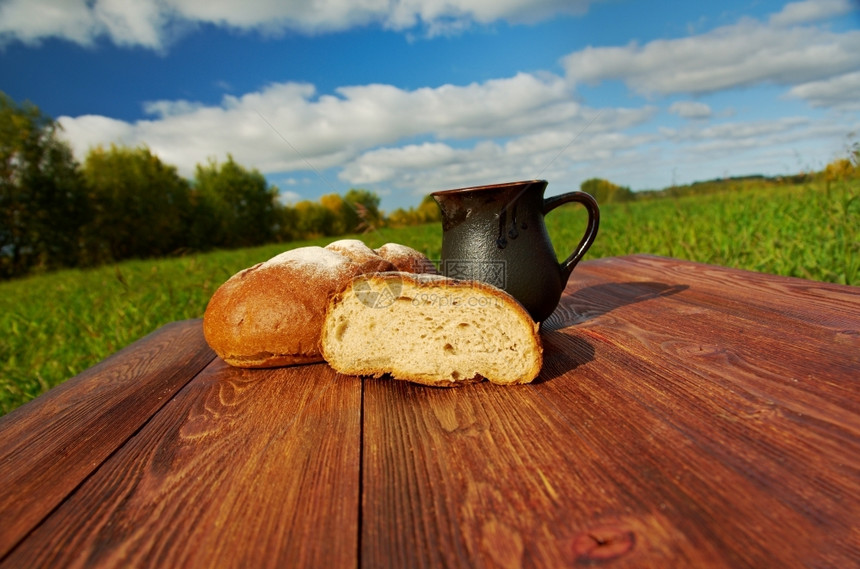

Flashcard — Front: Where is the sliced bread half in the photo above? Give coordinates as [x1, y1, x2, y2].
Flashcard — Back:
[321, 272, 543, 386]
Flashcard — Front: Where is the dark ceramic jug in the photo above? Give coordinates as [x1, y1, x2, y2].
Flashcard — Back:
[431, 180, 599, 322]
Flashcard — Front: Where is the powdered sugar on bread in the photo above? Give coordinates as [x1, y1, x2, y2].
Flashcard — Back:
[325, 239, 376, 258]
[265, 246, 345, 269]
[375, 243, 416, 257]
[204, 240, 437, 368]
[375, 242, 438, 274]
[259, 246, 356, 281]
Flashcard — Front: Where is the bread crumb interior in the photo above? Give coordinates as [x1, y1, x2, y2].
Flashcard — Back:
[325, 282, 539, 384]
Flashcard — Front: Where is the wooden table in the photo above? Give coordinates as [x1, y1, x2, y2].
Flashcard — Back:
[1, 255, 857, 568]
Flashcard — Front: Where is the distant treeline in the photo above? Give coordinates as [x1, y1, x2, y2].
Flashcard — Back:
[578, 171, 840, 204]
[2, 91, 857, 279]
[1, 92, 443, 279]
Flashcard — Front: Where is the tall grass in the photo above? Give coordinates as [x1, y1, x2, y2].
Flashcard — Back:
[546, 179, 858, 285]
[0, 226, 442, 415]
[1, 179, 857, 415]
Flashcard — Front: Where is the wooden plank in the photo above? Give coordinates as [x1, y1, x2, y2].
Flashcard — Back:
[361, 379, 721, 568]
[552, 255, 860, 568]
[538, 327, 859, 564]
[548, 257, 859, 567]
[557, 254, 860, 331]
[362, 255, 860, 568]
[1, 358, 362, 569]
[551, 255, 860, 414]
[0, 319, 215, 559]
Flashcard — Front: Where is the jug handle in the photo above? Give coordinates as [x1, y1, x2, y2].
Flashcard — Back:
[543, 191, 600, 282]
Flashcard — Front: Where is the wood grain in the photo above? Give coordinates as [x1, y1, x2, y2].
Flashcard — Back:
[2, 256, 857, 568]
[362, 255, 860, 568]
[550, 255, 860, 568]
[552, 254, 860, 331]
[361, 378, 720, 568]
[0, 319, 215, 559]
[1, 359, 362, 569]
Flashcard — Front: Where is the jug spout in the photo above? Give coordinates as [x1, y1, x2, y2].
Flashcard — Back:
[430, 190, 470, 232]
[430, 192, 449, 217]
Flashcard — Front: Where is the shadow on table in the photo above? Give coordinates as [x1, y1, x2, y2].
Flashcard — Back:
[543, 281, 689, 331]
[533, 332, 595, 384]
[536, 282, 688, 383]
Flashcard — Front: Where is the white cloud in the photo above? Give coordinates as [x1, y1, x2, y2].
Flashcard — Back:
[55, 58, 858, 207]
[276, 190, 302, 205]
[93, 0, 168, 48]
[383, 0, 595, 35]
[769, 0, 854, 27]
[665, 116, 811, 146]
[0, 0, 598, 48]
[668, 101, 712, 120]
[57, 73, 592, 176]
[57, 114, 136, 152]
[338, 127, 658, 196]
[655, 114, 860, 178]
[787, 71, 860, 111]
[35, 1, 860, 207]
[56, 70, 661, 202]
[143, 99, 206, 118]
[0, 0, 99, 46]
[0, 0, 184, 49]
[562, 8, 860, 96]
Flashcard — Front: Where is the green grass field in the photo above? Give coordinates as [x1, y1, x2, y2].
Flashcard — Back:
[1, 179, 857, 415]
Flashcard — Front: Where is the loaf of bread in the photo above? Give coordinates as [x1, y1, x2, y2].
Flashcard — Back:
[203, 240, 436, 368]
[373, 242, 438, 273]
[321, 272, 543, 386]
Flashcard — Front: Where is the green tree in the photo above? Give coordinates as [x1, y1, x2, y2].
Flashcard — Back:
[580, 178, 634, 204]
[275, 203, 301, 242]
[291, 189, 384, 238]
[292, 200, 337, 238]
[193, 155, 280, 248]
[319, 193, 350, 235]
[388, 194, 441, 227]
[416, 194, 442, 223]
[0, 92, 91, 277]
[823, 158, 858, 183]
[82, 144, 192, 261]
[343, 188, 382, 232]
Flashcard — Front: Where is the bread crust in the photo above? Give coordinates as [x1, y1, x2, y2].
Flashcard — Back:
[321, 272, 543, 386]
[375, 242, 439, 274]
[203, 241, 434, 368]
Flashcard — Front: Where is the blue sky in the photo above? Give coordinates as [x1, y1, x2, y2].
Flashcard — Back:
[2, 0, 859, 211]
